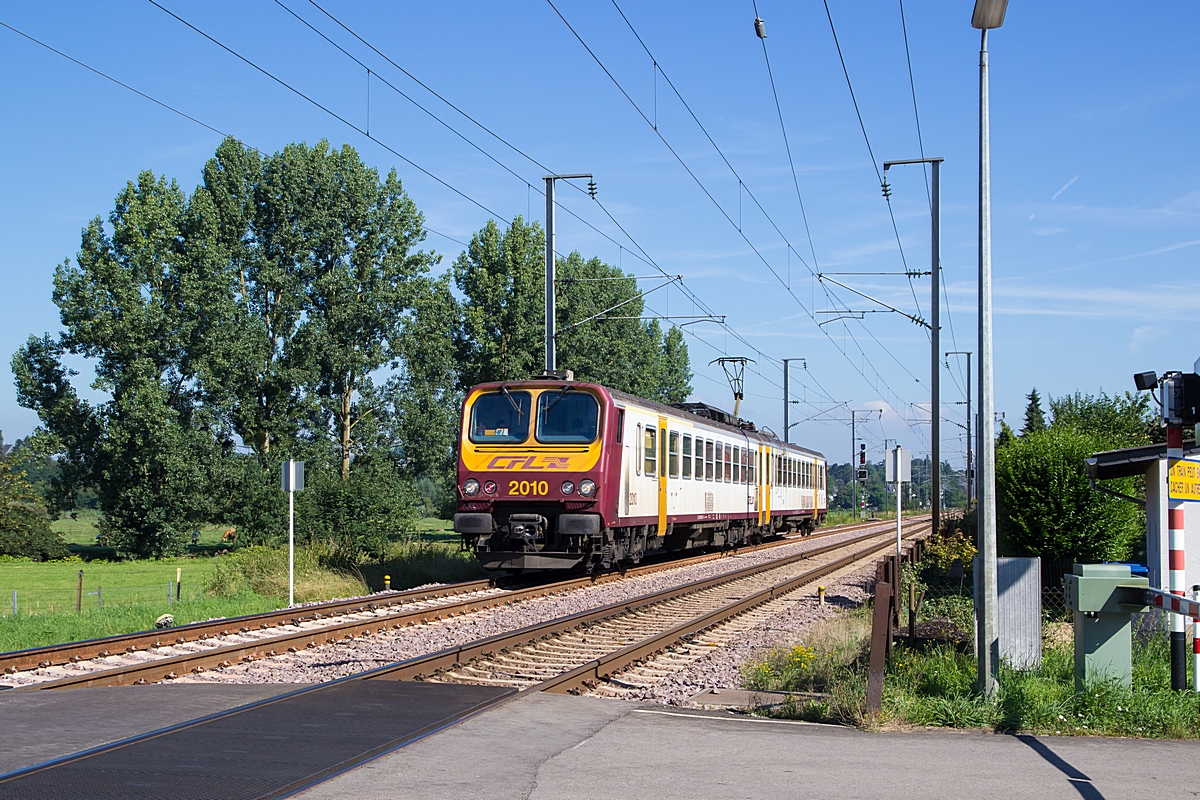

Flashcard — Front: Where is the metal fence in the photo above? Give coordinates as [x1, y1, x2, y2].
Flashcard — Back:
[2, 579, 206, 616]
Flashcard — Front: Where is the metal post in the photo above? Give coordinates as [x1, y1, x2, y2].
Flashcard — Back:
[947, 351, 973, 513]
[850, 410, 857, 520]
[930, 160, 941, 540]
[76, 569, 83, 613]
[542, 173, 593, 375]
[977, 26, 1000, 696]
[783, 360, 790, 444]
[544, 176, 556, 372]
[288, 486, 295, 608]
[1167, 424, 1187, 689]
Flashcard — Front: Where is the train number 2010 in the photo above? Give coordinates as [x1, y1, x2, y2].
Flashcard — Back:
[508, 480, 549, 496]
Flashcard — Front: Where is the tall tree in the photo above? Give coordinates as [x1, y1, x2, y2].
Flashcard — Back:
[453, 216, 545, 388]
[453, 216, 693, 400]
[1021, 388, 1047, 435]
[12, 172, 228, 556]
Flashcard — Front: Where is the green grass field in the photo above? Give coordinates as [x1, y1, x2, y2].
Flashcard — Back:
[0, 517, 475, 653]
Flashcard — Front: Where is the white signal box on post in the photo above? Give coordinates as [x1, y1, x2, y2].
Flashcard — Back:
[886, 447, 911, 484]
[281, 460, 304, 607]
[887, 447, 910, 557]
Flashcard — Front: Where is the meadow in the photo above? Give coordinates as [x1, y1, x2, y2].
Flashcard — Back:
[0, 517, 480, 652]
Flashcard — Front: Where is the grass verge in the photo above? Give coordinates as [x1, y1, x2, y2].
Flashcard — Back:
[742, 611, 1200, 738]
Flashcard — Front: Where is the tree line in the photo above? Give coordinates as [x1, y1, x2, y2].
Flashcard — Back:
[9, 138, 691, 559]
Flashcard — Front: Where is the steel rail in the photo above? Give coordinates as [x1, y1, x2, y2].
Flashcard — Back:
[3, 515, 923, 677]
[21, 520, 927, 690]
[364, 524, 928, 684]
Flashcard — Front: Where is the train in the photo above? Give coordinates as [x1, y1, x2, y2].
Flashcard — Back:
[453, 371, 828, 572]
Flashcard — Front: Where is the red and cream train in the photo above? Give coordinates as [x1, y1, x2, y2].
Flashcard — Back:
[454, 373, 827, 571]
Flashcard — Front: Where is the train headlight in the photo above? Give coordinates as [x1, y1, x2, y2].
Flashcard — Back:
[579, 479, 596, 497]
[463, 479, 480, 497]
[483, 481, 497, 495]
[560, 480, 575, 495]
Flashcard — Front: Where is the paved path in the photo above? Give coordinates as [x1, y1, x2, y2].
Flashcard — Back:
[296, 693, 1200, 800]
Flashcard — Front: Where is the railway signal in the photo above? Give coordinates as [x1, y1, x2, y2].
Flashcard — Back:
[282, 460, 305, 608]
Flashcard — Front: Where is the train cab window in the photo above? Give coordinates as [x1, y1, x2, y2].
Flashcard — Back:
[536, 390, 599, 443]
[732, 446, 740, 483]
[635, 424, 642, 475]
[616, 410, 624, 443]
[705, 440, 715, 481]
[723, 445, 732, 482]
[644, 427, 657, 477]
[669, 431, 680, 478]
[682, 435, 693, 479]
[469, 390, 531, 443]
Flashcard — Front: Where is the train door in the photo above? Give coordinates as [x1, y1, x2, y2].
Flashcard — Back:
[761, 445, 771, 527]
[657, 416, 668, 536]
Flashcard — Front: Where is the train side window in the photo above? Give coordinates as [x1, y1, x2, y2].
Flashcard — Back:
[792, 459, 797, 487]
[669, 431, 680, 478]
[705, 440, 715, 481]
[732, 446, 740, 483]
[749, 451, 756, 485]
[714, 442, 723, 482]
[644, 426, 657, 477]
[616, 410, 624, 443]
[789, 458, 795, 487]
[682, 435, 692, 479]
[635, 424, 642, 475]
[723, 445, 732, 482]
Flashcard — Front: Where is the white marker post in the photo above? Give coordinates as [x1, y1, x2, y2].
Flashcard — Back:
[887, 446, 912, 557]
[281, 460, 305, 607]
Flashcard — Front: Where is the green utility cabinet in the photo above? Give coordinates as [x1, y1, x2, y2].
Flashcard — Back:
[1064, 563, 1148, 691]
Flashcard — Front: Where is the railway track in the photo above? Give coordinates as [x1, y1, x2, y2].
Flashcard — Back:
[364, 522, 927, 695]
[2, 516, 927, 691]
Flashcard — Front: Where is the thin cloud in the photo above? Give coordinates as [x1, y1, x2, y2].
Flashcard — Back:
[1051, 175, 1079, 201]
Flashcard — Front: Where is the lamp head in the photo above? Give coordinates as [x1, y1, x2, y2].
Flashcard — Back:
[972, 0, 1008, 29]
[1133, 371, 1158, 392]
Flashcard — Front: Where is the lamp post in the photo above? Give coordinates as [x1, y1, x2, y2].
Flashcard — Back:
[947, 351, 973, 512]
[544, 173, 594, 372]
[973, 0, 1007, 697]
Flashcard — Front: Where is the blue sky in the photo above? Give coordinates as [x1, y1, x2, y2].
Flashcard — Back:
[1, 1, 1197, 471]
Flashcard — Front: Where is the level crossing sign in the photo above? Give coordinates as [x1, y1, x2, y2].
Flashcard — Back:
[1168, 457, 1200, 502]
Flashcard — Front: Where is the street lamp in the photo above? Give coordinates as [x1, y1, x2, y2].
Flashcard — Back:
[973, 0, 1007, 697]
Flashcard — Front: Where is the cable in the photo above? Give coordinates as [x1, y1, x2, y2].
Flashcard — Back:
[554, 0, 919, 422]
[750, 0, 819, 273]
[300, 0, 835, 406]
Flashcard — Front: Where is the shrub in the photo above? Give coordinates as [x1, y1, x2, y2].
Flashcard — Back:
[0, 504, 70, 561]
[996, 427, 1142, 562]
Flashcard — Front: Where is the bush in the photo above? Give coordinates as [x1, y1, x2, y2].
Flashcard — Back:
[0, 504, 71, 561]
[996, 427, 1143, 562]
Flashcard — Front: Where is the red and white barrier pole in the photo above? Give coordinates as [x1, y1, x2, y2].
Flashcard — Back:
[1193, 584, 1200, 693]
[1168, 425, 1187, 690]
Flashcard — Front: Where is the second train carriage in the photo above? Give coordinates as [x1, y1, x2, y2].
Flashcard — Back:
[454, 373, 827, 571]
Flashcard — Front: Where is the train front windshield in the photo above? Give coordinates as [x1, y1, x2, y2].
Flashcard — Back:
[536, 391, 599, 443]
[470, 391, 531, 442]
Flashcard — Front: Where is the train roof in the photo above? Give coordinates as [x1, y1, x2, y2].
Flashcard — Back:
[608, 388, 825, 460]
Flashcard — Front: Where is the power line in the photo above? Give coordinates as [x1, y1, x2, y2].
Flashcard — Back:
[285, 0, 818, 405]
[554, 0, 918, 422]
